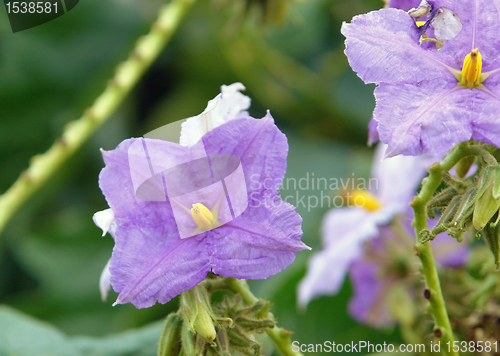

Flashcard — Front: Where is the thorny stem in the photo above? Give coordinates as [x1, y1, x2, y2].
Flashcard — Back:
[0, 0, 196, 236]
[410, 142, 496, 356]
[205, 278, 303, 356]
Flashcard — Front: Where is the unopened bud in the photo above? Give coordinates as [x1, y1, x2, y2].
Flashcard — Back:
[473, 166, 500, 230]
[455, 156, 475, 178]
[158, 313, 182, 356]
[194, 303, 217, 342]
[181, 286, 218, 342]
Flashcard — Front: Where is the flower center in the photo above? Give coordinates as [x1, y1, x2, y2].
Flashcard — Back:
[461, 49, 482, 88]
[416, 21, 427, 38]
[191, 203, 214, 229]
[348, 190, 382, 211]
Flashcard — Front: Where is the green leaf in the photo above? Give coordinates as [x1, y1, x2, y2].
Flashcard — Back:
[71, 322, 163, 356]
[0, 305, 80, 356]
[0, 305, 167, 356]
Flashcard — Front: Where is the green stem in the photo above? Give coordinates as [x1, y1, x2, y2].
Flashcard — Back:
[224, 278, 302, 356]
[410, 142, 482, 356]
[0, 0, 196, 236]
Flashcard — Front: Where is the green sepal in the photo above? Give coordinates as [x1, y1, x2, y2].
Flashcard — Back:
[181, 289, 199, 334]
[481, 223, 500, 270]
[494, 167, 500, 199]
[194, 334, 206, 355]
[158, 313, 183, 356]
[441, 171, 468, 191]
[181, 318, 195, 356]
[426, 186, 458, 219]
[234, 316, 275, 332]
[214, 327, 229, 355]
[421, 195, 461, 243]
[227, 328, 254, 348]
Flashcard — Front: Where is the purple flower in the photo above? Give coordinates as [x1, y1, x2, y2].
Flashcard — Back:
[94, 84, 309, 308]
[348, 257, 396, 329]
[342, 1, 500, 157]
[348, 220, 468, 328]
[298, 144, 436, 306]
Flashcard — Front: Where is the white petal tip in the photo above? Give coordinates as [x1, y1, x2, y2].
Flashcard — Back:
[99, 258, 112, 302]
[93, 209, 115, 237]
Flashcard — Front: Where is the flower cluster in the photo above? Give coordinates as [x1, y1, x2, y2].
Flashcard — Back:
[299, 143, 468, 326]
[298, 144, 433, 303]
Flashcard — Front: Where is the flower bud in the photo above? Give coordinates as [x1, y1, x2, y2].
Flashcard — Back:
[158, 313, 182, 356]
[181, 286, 217, 342]
[473, 166, 500, 231]
[455, 155, 475, 178]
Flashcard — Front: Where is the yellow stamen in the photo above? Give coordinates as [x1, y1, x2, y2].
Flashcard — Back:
[461, 49, 482, 86]
[348, 190, 382, 211]
[191, 203, 214, 229]
[416, 21, 427, 38]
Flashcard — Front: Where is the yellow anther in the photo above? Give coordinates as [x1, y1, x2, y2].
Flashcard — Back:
[462, 49, 482, 86]
[191, 203, 214, 229]
[348, 190, 382, 211]
[416, 21, 427, 38]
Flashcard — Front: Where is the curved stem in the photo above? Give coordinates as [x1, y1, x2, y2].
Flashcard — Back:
[410, 142, 480, 356]
[0, 0, 196, 236]
[224, 278, 303, 356]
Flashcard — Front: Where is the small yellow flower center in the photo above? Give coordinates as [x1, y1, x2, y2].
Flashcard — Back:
[191, 203, 214, 229]
[416, 21, 427, 38]
[461, 49, 482, 87]
[348, 190, 382, 211]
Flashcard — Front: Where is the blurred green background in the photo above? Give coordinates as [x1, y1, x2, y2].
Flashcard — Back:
[0, 0, 406, 354]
